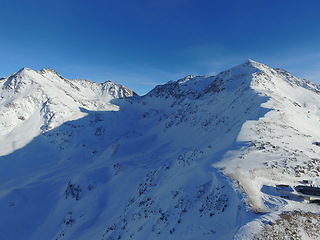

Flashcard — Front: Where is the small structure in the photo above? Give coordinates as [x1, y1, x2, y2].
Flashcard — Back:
[276, 184, 294, 194]
[272, 183, 320, 202]
[295, 185, 320, 200]
[310, 199, 320, 205]
[275, 184, 295, 199]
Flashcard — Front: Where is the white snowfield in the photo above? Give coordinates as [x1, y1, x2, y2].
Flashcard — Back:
[0, 60, 320, 240]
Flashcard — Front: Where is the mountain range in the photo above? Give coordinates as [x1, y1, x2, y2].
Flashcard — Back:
[1, 60, 320, 240]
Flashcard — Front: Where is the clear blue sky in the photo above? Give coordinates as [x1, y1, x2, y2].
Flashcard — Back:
[1, 0, 320, 95]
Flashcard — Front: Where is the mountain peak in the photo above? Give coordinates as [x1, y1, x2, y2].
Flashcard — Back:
[101, 80, 137, 99]
[38, 68, 59, 75]
[20, 66, 31, 71]
[245, 58, 259, 64]
[234, 59, 271, 72]
[16, 67, 33, 75]
[38, 68, 65, 81]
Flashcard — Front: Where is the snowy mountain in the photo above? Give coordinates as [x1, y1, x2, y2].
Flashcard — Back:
[1, 60, 320, 240]
[0, 67, 135, 155]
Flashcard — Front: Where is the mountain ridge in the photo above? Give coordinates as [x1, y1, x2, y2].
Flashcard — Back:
[1, 60, 320, 240]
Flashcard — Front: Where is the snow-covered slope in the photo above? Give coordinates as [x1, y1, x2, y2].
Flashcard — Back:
[1, 60, 320, 240]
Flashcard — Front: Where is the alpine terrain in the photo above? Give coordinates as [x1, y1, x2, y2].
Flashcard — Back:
[1, 60, 320, 240]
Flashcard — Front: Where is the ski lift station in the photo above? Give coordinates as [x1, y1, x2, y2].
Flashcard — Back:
[275, 181, 320, 203]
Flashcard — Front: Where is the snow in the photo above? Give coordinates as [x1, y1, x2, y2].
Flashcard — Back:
[1, 60, 320, 239]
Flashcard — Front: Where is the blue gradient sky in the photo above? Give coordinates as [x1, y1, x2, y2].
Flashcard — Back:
[1, 0, 320, 94]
